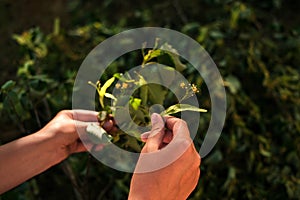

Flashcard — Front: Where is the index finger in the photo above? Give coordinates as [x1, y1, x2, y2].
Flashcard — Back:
[71, 110, 99, 122]
[164, 117, 191, 139]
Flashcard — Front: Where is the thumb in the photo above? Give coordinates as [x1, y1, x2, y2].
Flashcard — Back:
[144, 113, 165, 152]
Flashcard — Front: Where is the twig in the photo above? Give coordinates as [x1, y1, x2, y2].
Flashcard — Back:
[25, 80, 42, 129]
[61, 161, 86, 200]
[6, 96, 26, 133]
[97, 179, 113, 200]
[83, 154, 92, 200]
[173, 0, 188, 24]
[42, 98, 52, 121]
[33, 106, 42, 128]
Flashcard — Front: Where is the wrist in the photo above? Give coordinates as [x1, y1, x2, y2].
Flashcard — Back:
[33, 131, 68, 165]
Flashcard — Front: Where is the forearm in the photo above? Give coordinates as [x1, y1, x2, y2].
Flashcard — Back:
[0, 133, 62, 194]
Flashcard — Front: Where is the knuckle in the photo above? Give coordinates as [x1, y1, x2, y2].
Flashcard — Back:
[56, 110, 68, 117]
[58, 110, 72, 116]
[180, 120, 188, 127]
[51, 121, 65, 133]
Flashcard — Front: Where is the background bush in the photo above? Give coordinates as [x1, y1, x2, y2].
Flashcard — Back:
[0, 0, 299, 199]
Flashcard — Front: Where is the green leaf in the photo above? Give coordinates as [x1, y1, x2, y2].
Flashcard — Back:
[259, 145, 272, 157]
[53, 17, 60, 36]
[225, 75, 241, 94]
[197, 27, 209, 43]
[12, 33, 28, 45]
[17, 60, 34, 76]
[99, 77, 115, 108]
[131, 108, 148, 126]
[160, 43, 186, 72]
[161, 104, 207, 116]
[143, 49, 163, 64]
[104, 93, 117, 101]
[124, 135, 142, 152]
[135, 73, 148, 105]
[6, 90, 19, 104]
[204, 150, 223, 164]
[1, 80, 16, 91]
[130, 97, 142, 110]
[148, 84, 168, 105]
[222, 167, 236, 191]
[209, 30, 224, 39]
[86, 123, 112, 144]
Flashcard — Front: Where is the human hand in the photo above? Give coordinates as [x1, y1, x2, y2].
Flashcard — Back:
[128, 114, 201, 200]
[36, 110, 114, 164]
[0, 109, 117, 194]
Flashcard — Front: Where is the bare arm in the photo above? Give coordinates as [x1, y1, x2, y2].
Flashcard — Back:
[0, 110, 112, 194]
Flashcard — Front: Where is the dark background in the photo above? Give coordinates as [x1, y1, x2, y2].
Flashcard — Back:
[0, 0, 299, 199]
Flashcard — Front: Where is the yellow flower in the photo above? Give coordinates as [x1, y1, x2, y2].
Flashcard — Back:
[115, 83, 121, 89]
[180, 82, 186, 88]
[191, 84, 199, 93]
[122, 83, 128, 89]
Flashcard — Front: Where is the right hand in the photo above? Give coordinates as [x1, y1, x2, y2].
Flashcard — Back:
[128, 113, 201, 200]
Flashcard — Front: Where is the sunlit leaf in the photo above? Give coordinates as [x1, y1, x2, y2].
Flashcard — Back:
[161, 104, 207, 116]
[99, 77, 115, 108]
[143, 49, 163, 64]
[104, 93, 117, 101]
[130, 97, 142, 110]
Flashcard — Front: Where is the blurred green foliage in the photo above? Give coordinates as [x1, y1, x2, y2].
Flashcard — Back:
[0, 0, 300, 199]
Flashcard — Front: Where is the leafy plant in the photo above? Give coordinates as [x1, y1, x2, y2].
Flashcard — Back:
[87, 41, 207, 151]
[1, 0, 300, 199]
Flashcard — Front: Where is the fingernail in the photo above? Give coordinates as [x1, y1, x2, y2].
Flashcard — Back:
[151, 113, 160, 124]
[141, 134, 147, 139]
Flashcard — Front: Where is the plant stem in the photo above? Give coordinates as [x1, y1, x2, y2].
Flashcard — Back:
[61, 161, 86, 200]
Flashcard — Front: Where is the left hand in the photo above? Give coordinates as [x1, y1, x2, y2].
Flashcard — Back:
[36, 110, 114, 163]
[0, 109, 115, 194]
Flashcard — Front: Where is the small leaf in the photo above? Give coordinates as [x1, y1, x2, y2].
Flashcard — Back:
[259, 144, 271, 157]
[209, 31, 224, 39]
[225, 75, 241, 94]
[99, 77, 115, 108]
[148, 84, 168, 105]
[12, 33, 28, 45]
[143, 49, 163, 64]
[130, 97, 142, 110]
[135, 72, 147, 86]
[124, 135, 142, 152]
[104, 93, 117, 101]
[1, 80, 16, 91]
[160, 43, 186, 72]
[204, 150, 223, 164]
[162, 104, 207, 116]
[53, 18, 60, 36]
[97, 111, 108, 122]
[86, 123, 112, 144]
[135, 73, 148, 105]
